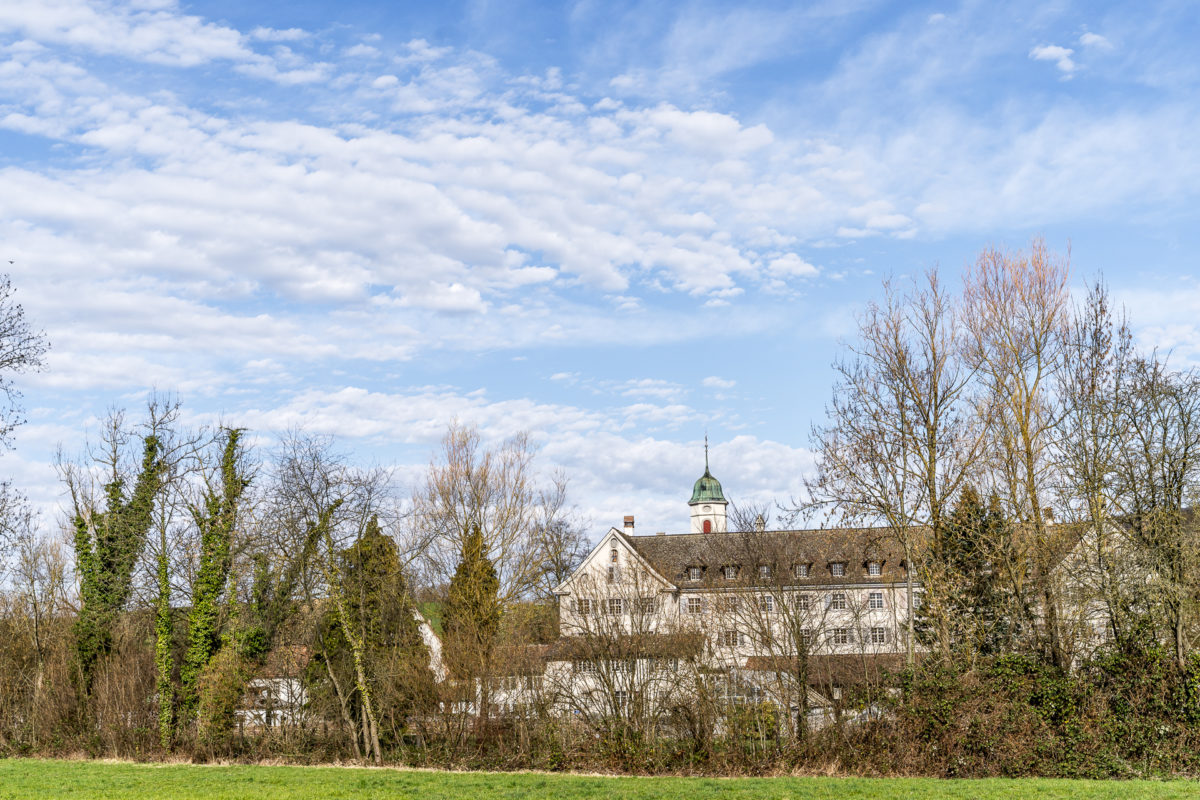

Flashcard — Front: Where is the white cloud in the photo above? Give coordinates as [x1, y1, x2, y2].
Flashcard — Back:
[768, 253, 819, 278]
[702, 376, 735, 389]
[1030, 44, 1077, 75]
[1079, 32, 1112, 50]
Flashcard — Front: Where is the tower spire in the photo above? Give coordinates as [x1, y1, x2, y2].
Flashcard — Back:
[704, 431, 709, 473]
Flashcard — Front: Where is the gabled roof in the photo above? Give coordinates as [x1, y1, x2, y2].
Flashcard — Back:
[624, 527, 913, 588]
[552, 526, 678, 596]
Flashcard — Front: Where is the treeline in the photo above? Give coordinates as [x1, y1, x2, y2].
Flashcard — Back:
[3, 240, 1200, 779]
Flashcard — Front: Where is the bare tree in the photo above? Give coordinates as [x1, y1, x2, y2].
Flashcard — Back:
[807, 268, 980, 665]
[1116, 356, 1200, 667]
[962, 238, 1071, 667]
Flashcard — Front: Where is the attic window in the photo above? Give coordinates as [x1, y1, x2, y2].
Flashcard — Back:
[611, 548, 618, 563]
[758, 564, 772, 579]
[793, 563, 811, 578]
[687, 566, 702, 581]
[830, 562, 846, 577]
[721, 565, 738, 580]
[867, 561, 881, 576]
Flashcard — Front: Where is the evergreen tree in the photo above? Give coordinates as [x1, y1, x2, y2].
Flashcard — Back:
[443, 522, 501, 719]
[309, 516, 433, 751]
[924, 487, 1020, 658]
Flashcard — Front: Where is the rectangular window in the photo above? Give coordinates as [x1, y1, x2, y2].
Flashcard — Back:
[607, 565, 617, 582]
[830, 592, 847, 610]
[830, 562, 846, 577]
[722, 565, 738, 580]
[720, 630, 741, 647]
[687, 566, 702, 581]
[867, 561, 882, 576]
[606, 598, 623, 615]
[638, 597, 658, 614]
[758, 564, 772, 579]
[575, 660, 597, 674]
[614, 690, 629, 708]
[870, 627, 888, 644]
[794, 563, 810, 578]
[719, 595, 739, 613]
[758, 595, 775, 613]
[611, 659, 634, 673]
[799, 629, 815, 647]
[832, 627, 853, 645]
[611, 548, 618, 563]
[686, 596, 703, 614]
[575, 598, 593, 615]
[868, 591, 884, 609]
[793, 593, 812, 611]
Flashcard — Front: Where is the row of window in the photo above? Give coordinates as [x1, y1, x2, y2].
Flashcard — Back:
[687, 561, 885, 582]
[574, 657, 681, 675]
[577, 591, 891, 616]
[718, 626, 891, 647]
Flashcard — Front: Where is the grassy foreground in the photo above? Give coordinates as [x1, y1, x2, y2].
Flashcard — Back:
[1, 759, 1198, 800]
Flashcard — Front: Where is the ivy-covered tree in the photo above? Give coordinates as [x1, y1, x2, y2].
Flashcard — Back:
[72, 434, 164, 698]
[181, 429, 249, 712]
[443, 522, 501, 721]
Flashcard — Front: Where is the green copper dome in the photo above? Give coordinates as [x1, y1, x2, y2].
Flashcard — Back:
[689, 468, 726, 504]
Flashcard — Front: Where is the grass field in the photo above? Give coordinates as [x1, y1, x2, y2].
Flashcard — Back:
[1, 759, 1198, 800]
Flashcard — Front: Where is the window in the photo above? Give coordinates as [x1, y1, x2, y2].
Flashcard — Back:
[794, 563, 811, 578]
[614, 690, 629, 708]
[611, 659, 634, 673]
[793, 593, 812, 611]
[686, 596, 703, 614]
[799, 628, 815, 647]
[607, 565, 617, 582]
[606, 598, 624, 615]
[831, 627, 853, 645]
[575, 598, 593, 615]
[829, 592, 847, 610]
[687, 566, 702, 581]
[575, 660, 598, 674]
[720, 630, 742, 647]
[868, 591, 884, 609]
[722, 565, 738, 580]
[638, 597, 658, 614]
[830, 562, 846, 577]
[758, 595, 775, 613]
[870, 626, 888, 645]
[758, 564, 773, 579]
[611, 548, 618, 563]
[867, 560, 882, 576]
[719, 595, 739, 613]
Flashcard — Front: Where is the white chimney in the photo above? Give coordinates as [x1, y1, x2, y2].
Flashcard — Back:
[623, 515, 635, 535]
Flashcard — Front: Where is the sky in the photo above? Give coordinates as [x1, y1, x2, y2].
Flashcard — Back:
[1, 0, 1199, 539]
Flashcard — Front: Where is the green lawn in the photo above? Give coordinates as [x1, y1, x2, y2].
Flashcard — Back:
[1, 760, 1198, 800]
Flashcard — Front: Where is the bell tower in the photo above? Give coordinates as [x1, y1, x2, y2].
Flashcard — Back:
[688, 437, 727, 533]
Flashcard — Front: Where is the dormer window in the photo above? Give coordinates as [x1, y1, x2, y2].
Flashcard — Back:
[721, 565, 738, 580]
[687, 566, 702, 581]
[830, 562, 846, 577]
[793, 563, 811, 578]
[758, 564, 772, 579]
[867, 560, 882, 576]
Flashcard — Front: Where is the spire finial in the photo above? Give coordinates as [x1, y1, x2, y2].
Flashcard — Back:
[704, 431, 709, 472]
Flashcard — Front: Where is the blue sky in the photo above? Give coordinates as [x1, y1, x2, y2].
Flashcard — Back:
[2, 0, 1199, 537]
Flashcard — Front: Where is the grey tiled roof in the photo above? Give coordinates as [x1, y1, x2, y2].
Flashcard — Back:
[620, 527, 916, 588]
